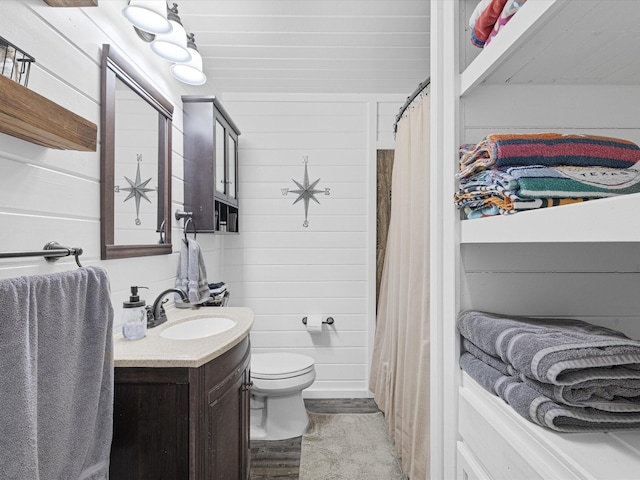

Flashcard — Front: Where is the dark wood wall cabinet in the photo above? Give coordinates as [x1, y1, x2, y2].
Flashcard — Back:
[0, 75, 97, 151]
[109, 337, 251, 480]
[183, 96, 241, 233]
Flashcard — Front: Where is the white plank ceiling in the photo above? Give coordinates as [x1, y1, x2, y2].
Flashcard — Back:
[174, 0, 430, 94]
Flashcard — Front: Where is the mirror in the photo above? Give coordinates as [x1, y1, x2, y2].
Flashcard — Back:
[100, 44, 173, 260]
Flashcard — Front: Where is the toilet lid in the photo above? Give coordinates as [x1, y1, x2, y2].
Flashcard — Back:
[251, 353, 315, 379]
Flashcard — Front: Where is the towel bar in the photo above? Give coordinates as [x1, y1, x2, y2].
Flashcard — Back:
[0, 241, 83, 267]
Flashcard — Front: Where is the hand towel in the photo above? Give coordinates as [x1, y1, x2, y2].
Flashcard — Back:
[174, 238, 210, 306]
[174, 239, 190, 306]
[0, 267, 114, 480]
[187, 238, 210, 304]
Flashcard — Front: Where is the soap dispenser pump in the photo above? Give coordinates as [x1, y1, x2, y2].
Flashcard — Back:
[122, 286, 148, 340]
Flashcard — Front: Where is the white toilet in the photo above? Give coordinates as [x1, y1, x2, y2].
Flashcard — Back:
[250, 352, 316, 441]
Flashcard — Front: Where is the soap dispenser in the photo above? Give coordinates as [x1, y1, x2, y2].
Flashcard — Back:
[122, 286, 147, 340]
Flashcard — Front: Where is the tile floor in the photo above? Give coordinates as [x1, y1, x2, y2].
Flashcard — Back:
[249, 398, 381, 479]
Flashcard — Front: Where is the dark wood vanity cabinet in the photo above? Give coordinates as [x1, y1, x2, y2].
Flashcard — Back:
[109, 336, 251, 479]
[183, 95, 241, 234]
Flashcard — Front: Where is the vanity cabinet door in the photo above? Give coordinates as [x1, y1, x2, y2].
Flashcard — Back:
[110, 368, 191, 480]
[203, 337, 251, 479]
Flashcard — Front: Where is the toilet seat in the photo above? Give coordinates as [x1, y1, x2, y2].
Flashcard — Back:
[251, 353, 315, 380]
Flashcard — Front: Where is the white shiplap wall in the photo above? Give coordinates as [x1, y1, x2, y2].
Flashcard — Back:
[222, 93, 404, 397]
[0, 0, 224, 326]
[0, 0, 407, 397]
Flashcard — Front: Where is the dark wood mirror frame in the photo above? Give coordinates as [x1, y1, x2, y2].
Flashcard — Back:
[100, 44, 173, 260]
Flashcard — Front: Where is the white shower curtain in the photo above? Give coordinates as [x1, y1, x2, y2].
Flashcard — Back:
[370, 94, 430, 479]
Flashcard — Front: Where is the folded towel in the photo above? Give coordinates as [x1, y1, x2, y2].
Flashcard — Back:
[457, 310, 640, 386]
[208, 281, 227, 296]
[462, 338, 516, 376]
[456, 188, 593, 218]
[0, 267, 114, 479]
[458, 133, 640, 179]
[461, 353, 640, 432]
[462, 337, 640, 412]
[506, 163, 640, 198]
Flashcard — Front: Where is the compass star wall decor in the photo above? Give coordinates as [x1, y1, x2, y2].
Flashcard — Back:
[115, 154, 155, 225]
[281, 156, 331, 227]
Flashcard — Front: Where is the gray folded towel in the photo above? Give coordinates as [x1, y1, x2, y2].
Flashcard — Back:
[460, 353, 640, 432]
[0, 267, 114, 479]
[457, 310, 640, 385]
[462, 338, 640, 412]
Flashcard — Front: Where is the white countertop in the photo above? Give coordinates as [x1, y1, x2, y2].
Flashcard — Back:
[113, 306, 254, 368]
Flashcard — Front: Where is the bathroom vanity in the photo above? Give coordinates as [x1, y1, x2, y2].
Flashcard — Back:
[110, 307, 253, 480]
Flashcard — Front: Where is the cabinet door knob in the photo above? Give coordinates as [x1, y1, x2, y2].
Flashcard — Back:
[242, 381, 253, 392]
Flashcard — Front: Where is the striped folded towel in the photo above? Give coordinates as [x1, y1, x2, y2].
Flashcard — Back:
[458, 133, 640, 179]
[506, 163, 640, 198]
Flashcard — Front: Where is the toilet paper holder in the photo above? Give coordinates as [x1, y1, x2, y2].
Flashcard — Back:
[302, 316, 334, 325]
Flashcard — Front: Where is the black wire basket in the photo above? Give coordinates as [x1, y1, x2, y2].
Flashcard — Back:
[0, 36, 35, 87]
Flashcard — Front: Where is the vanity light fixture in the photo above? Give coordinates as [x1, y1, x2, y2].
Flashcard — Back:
[170, 33, 207, 85]
[122, 0, 172, 35]
[150, 3, 191, 63]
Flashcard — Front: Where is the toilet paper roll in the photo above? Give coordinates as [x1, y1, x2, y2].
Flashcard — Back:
[305, 314, 323, 332]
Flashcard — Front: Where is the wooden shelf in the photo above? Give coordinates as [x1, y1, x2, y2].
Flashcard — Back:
[0, 75, 97, 151]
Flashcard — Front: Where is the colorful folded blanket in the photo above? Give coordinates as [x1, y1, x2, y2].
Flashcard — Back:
[470, 0, 509, 48]
[454, 163, 603, 217]
[484, 0, 528, 47]
[462, 197, 593, 218]
[458, 133, 640, 180]
[506, 163, 640, 198]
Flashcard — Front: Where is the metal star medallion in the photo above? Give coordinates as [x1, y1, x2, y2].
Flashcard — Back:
[282, 156, 331, 227]
[122, 155, 154, 225]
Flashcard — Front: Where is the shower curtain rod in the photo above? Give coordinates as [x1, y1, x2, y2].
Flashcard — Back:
[393, 77, 431, 135]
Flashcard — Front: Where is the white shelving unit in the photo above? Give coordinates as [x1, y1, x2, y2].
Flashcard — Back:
[430, 1, 640, 479]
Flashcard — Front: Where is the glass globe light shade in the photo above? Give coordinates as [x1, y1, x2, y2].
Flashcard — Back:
[122, 1, 172, 34]
[171, 47, 207, 85]
[151, 17, 191, 63]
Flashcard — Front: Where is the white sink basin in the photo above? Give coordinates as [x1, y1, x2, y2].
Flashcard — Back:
[160, 317, 236, 340]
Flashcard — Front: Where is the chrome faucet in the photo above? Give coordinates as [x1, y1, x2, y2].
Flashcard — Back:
[147, 288, 189, 328]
